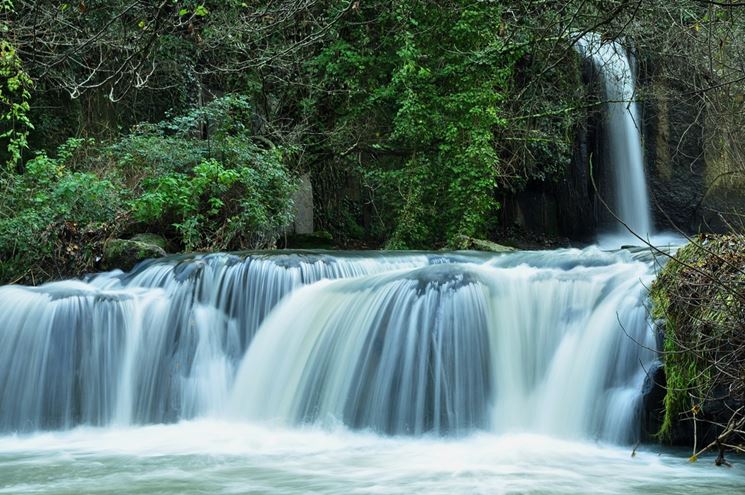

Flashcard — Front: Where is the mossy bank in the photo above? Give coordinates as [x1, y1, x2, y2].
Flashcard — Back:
[649, 235, 745, 451]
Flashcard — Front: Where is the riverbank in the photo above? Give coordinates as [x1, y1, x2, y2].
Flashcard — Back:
[649, 234, 745, 458]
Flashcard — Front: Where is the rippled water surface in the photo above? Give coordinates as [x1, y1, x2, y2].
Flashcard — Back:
[1, 421, 742, 495]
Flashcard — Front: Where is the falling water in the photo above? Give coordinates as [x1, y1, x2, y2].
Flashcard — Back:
[0, 252, 433, 430]
[0, 249, 656, 443]
[229, 254, 656, 441]
[2, 249, 743, 494]
[577, 34, 653, 239]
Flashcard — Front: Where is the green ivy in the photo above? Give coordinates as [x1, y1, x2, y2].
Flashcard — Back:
[0, 36, 34, 170]
[306, 1, 517, 248]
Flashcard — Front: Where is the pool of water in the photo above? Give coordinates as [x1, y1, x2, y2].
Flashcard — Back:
[0, 421, 742, 495]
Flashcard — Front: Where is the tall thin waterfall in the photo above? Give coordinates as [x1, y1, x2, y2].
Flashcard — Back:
[0, 249, 656, 444]
[577, 34, 653, 239]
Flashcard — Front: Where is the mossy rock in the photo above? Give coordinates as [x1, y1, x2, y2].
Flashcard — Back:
[103, 238, 167, 271]
[454, 235, 516, 252]
[130, 233, 169, 251]
[649, 234, 745, 445]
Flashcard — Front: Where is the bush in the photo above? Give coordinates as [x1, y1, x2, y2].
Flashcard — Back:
[0, 138, 122, 283]
[132, 155, 295, 251]
[0, 96, 298, 283]
[117, 96, 297, 251]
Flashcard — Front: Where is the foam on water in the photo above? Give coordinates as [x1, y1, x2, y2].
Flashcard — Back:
[0, 421, 741, 495]
[1, 248, 742, 493]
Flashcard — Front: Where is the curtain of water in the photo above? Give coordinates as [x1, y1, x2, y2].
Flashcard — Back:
[0, 249, 656, 443]
[576, 34, 653, 239]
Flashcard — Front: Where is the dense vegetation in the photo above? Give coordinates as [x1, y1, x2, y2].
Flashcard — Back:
[0, 96, 297, 282]
[651, 235, 744, 457]
[1, 0, 745, 282]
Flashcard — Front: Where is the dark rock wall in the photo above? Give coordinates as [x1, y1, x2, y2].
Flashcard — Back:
[498, 112, 604, 243]
[641, 70, 708, 232]
[641, 54, 744, 235]
[500, 52, 744, 242]
[498, 58, 610, 242]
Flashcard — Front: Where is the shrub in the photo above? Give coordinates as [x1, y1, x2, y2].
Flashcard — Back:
[0, 138, 122, 283]
[118, 96, 298, 251]
[0, 96, 298, 283]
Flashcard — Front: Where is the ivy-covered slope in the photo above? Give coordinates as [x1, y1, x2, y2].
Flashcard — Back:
[650, 235, 745, 448]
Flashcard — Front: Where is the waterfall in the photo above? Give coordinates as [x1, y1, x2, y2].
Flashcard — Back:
[0, 249, 657, 443]
[577, 34, 653, 239]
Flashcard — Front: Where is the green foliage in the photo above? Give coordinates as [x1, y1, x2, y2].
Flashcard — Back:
[4, 0, 596, 253]
[0, 38, 33, 170]
[132, 155, 295, 251]
[0, 0, 629, 274]
[651, 235, 745, 441]
[0, 96, 297, 282]
[0, 138, 121, 282]
[1, 1, 33, 169]
[115, 95, 297, 251]
[306, 1, 515, 248]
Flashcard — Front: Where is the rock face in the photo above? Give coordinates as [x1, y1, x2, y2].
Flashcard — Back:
[103, 236, 168, 271]
[642, 76, 707, 232]
[641, 63, 745, 234]
[499, 49, 744, 242]
[498, 53, 621, 242]
[291, 173, 314, 235]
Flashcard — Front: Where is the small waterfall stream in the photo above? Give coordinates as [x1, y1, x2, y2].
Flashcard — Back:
[0, 249, 656, 444]
[577, 34, 653, 239]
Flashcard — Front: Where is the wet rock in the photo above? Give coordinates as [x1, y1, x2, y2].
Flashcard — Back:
[641, 362, 666, 441]
[103, 238, 167, 271]
[130, 233, 169, 251]
[455, 236, 516, 252]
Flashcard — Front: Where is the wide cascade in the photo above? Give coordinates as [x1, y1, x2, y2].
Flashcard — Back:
[0, 248, 657, 443]
[577, 34, 653, 239]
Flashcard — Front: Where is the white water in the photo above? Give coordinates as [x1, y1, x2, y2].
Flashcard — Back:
[0, 249, 655, 441]
[577, 34, 653, 240]
[229, 255, 654, 441]
[1, 421, 743, 495]
[0, 249, 742, 493]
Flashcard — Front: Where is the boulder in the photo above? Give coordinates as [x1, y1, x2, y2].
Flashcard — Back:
[103, 238, 167, 271]
[129, 233, 169, 251]
[455, 235, 516, 252]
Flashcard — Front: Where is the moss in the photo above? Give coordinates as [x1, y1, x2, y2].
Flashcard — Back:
[103, 238, 167, 271]
[650, 234, 745, 441]
[130, 233, 169, 251]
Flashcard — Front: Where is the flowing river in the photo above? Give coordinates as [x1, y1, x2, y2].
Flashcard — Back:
[1, 421, 743, 495]
[0, 249, 743, 494]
